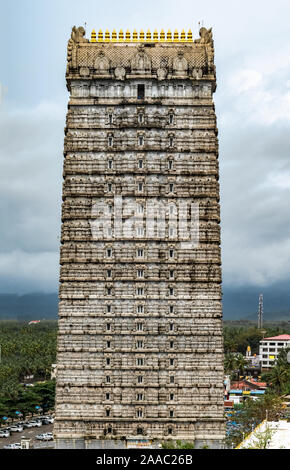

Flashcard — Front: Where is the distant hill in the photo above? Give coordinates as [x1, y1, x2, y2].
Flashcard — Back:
[0, 281, 289, 321]
[222, 281, 290, 321]
[0, 293, 58, 320]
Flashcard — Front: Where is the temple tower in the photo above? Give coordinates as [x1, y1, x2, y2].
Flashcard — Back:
[54, 26, 225, 449]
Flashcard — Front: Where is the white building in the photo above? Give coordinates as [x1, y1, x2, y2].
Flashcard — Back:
[259, 334, 290, 369]
[237, 420, 290, 449]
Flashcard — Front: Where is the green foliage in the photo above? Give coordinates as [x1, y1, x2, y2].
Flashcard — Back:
[262, 347, 290, 395]
[0, 320, 57, 416]
[224, 352, 237, 373]
[161, 440, 195, 449]
[244, 424, 275, 449]
[225, 392, 284, 448]
[0, 380, 55, 420]
[223, 324, 290, 355]
[224, 352, 248, 375]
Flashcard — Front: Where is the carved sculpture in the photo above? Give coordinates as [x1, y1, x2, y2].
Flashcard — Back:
[114, 66, 126, 80]
[67, 26, 88, 71]
[196, 27, 213, 44]
[173, 52, 188, 75]
[131, 51, 151, 73]
[94, 52, 110, 74]
[71, 25, 88, 43]
[157, 68, 167, 81]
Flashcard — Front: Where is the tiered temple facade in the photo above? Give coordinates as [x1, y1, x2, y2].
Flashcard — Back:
[54, 26, 225, 449]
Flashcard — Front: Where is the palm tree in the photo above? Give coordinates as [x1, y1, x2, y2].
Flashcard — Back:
[235, 354, 248, 378]
[224, 337, 238, 353]
[263, 364, 290, 394]
[224, 353, 237, 373]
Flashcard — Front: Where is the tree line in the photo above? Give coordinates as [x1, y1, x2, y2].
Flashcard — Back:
[0, 321, 57, 421]
[0, 320, 289, 429]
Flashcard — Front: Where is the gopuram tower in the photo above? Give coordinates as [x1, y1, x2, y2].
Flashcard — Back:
[54, 26, 225, 449]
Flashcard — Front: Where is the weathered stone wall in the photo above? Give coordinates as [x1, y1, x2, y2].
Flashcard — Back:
[54, 26, 225, 448]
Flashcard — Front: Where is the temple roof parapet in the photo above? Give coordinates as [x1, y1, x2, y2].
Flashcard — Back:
[66, 26, 216, 84]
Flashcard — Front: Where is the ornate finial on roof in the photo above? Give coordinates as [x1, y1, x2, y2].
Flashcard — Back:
[111, 29, 117, 42]
[90, 29, 97, 42]
[139, 29, 145, 41]
[83, 27, 209, 43]
[146, 29, 151, 42]
[133, 29, 138, 42]
[187, 29, 193, 42]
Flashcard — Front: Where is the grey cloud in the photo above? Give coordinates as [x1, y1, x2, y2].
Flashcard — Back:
[0, 102, 64, 292]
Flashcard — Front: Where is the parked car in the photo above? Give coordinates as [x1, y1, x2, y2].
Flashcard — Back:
[23, 422, 34, 428]
[10, 425, 23, 432]
[3, 443, 21, 449]
[0, 430, 10, 438]
[43, 417, 54, 424]
[36, 432, 53, 441]
[28, 420, 42, 427]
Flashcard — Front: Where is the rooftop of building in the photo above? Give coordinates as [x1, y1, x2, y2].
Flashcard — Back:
[230, 378, 267, 391]
[229, 389, 265, 395]
[262, 334, 290, 341]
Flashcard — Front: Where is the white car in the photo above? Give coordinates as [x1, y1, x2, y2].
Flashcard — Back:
[43, 416, 54, 424]
[10, 425, 23, 432]
[29, 420, 42, 427]
[3, 443, 21, 449]
[36, 432, 53, 441]
[0, 430, 10, 438]
[23, 422, 34, 428]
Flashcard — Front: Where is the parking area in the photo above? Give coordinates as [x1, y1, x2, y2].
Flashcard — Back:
[0, 419, 54, 449]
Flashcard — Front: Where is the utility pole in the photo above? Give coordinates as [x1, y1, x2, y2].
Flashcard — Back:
[258, 294, 264, 329]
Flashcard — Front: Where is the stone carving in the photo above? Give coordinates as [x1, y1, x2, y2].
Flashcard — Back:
[67, 26, 88, 71]
[192, 68, 203, 79]
[114, 66, 126, 80]
[196, 27, 213, 44]
[71, 26, 88, 43]
[79, 67, 90, 77]
[131, 51, 151, 73]
[94, 52, 110, 74]
[157, 67, 167, 81]
[173, 52, 188, 75]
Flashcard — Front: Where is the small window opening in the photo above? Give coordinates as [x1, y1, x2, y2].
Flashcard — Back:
[137, 84, 145, 99]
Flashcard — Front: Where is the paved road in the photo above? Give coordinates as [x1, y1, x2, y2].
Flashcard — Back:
[0, 423, 53, 449]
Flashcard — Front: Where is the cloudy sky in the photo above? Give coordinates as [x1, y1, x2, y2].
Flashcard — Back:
[1, 0, 290, 297]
